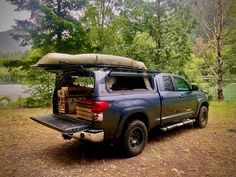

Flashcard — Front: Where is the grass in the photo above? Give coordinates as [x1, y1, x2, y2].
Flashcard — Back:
[209, 100, 236, 122]
[224, 83, 236, 101]
[209, 83, 236, 101]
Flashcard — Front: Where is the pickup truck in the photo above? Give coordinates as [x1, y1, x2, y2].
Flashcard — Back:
[31, 53, 209, 157]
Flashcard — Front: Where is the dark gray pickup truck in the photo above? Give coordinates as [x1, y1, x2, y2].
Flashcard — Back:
[31, 53, 209, 157]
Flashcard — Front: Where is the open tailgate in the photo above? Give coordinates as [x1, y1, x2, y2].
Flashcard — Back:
[30, 114, 91, 133]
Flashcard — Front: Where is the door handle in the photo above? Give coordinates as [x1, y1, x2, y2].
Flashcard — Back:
[179, 94, 184, 98]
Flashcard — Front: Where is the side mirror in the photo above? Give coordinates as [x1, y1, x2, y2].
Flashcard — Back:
[191, 84, 199, 91]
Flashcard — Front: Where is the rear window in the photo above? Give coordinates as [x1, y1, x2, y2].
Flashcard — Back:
[72, 76, 94, 88]
[61, 75, 94, 88]
[107, 76, 153, 91]
[58, 75, 95, 96]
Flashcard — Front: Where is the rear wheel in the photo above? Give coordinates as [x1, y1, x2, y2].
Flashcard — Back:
[121, 120, 147, 157]
[194, 106, 208, 128]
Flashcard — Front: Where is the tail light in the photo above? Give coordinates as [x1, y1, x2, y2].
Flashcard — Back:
[91, 101, 108, 113]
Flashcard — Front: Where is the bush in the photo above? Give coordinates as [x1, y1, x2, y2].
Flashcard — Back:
[0, 96, 13, 107]
[0, 96, 27, 108]
[25, 96, 51, 108]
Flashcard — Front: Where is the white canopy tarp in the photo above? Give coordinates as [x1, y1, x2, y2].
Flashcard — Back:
[35, 53, 147, 70]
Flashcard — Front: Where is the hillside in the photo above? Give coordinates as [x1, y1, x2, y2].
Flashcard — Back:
[0, 30, 29, 54]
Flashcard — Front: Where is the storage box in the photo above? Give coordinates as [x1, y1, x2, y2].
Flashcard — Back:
[57, 86, 90, 114]
[58, 97, 67, 113]
[76, 105, 93, 121]
[58, 86, 91, 98]
[58, 97, 86, 114]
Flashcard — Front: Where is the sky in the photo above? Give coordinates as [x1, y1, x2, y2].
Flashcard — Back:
[0, 0, 30, 32]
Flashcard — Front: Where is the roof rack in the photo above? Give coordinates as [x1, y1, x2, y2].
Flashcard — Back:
[82, 64, 160, 74]
[38, 63, 160, 74]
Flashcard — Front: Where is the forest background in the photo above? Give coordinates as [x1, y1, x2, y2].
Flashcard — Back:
[0, 0, 235, 107]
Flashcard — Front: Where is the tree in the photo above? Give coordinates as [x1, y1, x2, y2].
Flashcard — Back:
[96, 0, 194, 73]
[196, 0, 233, 100]
[7, 0, 91, 53]
[156, 0, 195, 74]
[222, 0, 236, 81]
[82, 0, 122, 53]
[5, 0, 92, 106]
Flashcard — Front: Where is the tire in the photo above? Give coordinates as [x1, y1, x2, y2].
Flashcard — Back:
[121, 120, 147, 157]
[194, 106, 208, 128]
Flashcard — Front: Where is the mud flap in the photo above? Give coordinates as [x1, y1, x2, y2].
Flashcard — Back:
[30, 114, 91, 133]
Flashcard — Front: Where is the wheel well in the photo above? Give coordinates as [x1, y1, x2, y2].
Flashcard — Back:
[201, 101, 209, 108]
[124, 112, 149, 130]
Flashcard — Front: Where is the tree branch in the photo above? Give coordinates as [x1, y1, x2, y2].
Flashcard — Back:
[196, 0, 216, 35]
[202, 53, 218, 78]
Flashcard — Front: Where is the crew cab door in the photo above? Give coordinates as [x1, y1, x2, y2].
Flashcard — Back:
[158, 74, 180, 124]
[157, 74, 197, 125]
[172, 76, 198, 118]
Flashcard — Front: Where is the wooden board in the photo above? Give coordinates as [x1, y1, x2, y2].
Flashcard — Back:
[76, 104, 93, 121]
[58, 97, 85, 114]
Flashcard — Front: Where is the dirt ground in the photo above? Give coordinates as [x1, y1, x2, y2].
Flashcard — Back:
[0, 102, 236, 177]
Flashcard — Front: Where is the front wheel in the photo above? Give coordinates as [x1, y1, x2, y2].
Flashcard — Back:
[121, 120, 147, 157]
[194, 106, 208, 128]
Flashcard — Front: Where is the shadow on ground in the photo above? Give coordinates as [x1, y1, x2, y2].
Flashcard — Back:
[39, 124, 194, 165]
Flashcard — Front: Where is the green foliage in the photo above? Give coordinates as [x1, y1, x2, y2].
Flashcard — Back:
[81, 0, 195, 73]
[0, 52, 29, 83]
[184, 54, 216, 94]
[0, 96, 27, 109]
[3, 0, 235, 105]
[82, 0, 120, 53]
[7, 0, 90, 52]
[223, 83, 236, 101]
[159, 4, 196, 74]
[5, 0, 92, 107]
[31, 4, 91, 53]
[3, 49, 55, 107]
[127, 32, 157, 69]
[112, 1, 195, 73]
[0, 96, 13, 107]
[22, 68, 55, 107]
[0, 66, 22, 84]
[222, 0, 236, 79]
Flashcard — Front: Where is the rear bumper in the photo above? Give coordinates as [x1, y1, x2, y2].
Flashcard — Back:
[65, 129, 104, 142]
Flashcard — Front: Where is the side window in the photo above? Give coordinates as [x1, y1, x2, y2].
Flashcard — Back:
[107, 76, 153, 91]
[174, 77, 190, 91]
[163, 76, 175, 91]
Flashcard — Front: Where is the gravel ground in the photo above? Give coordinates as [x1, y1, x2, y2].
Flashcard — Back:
[0, 102, 236, 177]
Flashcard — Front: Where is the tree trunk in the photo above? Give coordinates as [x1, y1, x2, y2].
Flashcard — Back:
[216, 36, 224, 100]
[156, 0, 161, 63]
[56, 0, 62, 47]
[100, 0, 105, 52]
[216, 0, 224, 101]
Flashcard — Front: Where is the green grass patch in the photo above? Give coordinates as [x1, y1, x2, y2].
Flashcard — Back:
[224, 83, 236, 101]
[209, 100, 236, 123]
[209, 83, 236, 101]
